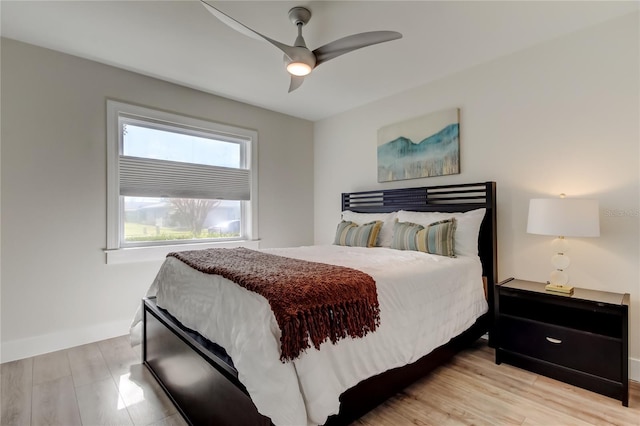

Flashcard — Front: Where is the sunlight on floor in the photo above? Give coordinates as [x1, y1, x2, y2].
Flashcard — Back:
[117, 373, 145, 410]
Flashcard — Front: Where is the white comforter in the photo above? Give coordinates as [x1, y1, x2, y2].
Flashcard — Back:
[132, 245, 488, 426]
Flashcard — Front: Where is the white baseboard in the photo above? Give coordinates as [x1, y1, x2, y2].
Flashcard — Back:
[1, 319, 131, 363]
[630, 357, 640, 383]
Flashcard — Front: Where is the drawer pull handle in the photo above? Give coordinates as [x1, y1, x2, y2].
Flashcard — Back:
[546, 337, 562, 344]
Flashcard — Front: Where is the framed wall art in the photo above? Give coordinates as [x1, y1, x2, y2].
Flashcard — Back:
[377, 108, 460, 182]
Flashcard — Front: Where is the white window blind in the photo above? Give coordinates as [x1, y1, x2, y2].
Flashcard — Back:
[118, 156, 251, 200]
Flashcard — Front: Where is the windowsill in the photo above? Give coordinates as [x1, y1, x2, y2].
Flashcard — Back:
[104, 239, 261, 264]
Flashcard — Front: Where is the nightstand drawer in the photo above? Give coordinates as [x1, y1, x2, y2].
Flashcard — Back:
[500, 316, 622, 381]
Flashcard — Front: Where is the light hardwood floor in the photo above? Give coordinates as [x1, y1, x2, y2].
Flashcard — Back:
[1, 337, 638, 425]
[1, 336, 185, 426]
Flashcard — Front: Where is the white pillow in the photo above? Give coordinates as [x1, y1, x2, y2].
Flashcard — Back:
[396, 208, 486, 257]
[341, 211, 397, 247]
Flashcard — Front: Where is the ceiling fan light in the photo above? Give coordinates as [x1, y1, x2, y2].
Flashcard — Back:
[286, 62, 312, 76]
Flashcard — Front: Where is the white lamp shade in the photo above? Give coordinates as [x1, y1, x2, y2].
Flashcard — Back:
[527, 198, 600, 237]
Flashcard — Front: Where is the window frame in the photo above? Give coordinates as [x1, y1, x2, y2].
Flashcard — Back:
[105, 100, 259, 263]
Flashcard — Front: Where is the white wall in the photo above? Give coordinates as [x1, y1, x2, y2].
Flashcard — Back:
[0, 39, 314, 362]
[314, 13, 640, 379]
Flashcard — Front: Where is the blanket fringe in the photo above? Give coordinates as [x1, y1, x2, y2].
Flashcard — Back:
[280, 300, 380, 362]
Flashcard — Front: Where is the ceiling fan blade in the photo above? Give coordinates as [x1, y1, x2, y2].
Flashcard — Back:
[200, 1, 297, 60]
[312, 31, 402, 67]
[288, 76, 305, 93]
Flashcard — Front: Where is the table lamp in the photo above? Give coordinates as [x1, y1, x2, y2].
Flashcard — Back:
[527, 195, 600, 294]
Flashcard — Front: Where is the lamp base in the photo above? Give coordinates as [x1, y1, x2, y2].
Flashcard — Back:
[545, 283, 574, 295]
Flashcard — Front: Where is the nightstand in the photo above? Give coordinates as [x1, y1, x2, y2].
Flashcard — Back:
[494, 278, 629, 406]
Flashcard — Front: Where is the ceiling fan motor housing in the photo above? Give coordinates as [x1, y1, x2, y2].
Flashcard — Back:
[283, 47, 316, 75]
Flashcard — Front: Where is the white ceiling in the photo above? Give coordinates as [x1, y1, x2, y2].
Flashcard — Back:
[2, 1, 637, 121]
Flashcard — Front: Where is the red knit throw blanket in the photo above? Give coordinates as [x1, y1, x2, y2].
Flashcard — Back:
[168, 247, 380, 361]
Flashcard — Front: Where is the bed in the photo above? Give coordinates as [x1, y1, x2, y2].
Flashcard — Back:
[138, 181, 497, 426]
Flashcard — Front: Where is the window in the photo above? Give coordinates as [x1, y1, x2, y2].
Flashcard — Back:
[106, 100, 258, 261]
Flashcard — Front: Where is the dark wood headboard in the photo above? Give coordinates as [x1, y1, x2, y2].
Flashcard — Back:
[341, 181, 497, 312]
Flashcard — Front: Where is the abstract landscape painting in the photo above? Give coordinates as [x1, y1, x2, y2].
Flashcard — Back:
[377, 108, 460, 182]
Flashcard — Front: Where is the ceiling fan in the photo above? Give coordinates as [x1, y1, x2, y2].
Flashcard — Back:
[200, 1, 402, 92]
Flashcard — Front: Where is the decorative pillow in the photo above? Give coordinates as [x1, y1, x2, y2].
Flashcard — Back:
[333, 220, 383, 248]
[391, 219, 456, 257]
[397, 208, 485, 257]
[341, 211, 397, 247]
